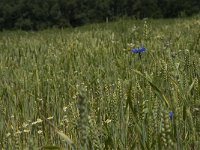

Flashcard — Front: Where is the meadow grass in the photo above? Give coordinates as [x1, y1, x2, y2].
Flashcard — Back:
[0, 17, 200, 149]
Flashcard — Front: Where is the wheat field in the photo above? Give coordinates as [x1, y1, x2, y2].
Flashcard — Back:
[0, 17, 200, 149]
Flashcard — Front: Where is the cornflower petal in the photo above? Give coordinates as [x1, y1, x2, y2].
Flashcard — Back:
[169, 111, 174, 120]
[131, 47, 146, 54]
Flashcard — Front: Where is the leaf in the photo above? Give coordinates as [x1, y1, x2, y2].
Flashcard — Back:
[125, 80, 134, 114]
[187, 78, 196, 96]
[41, 145, 63, 150]
[183, 105, 187, 121]
[56, 131, 74, 146]
[125, 80, 142, 135]
[40, 115, 75, 149]
[132, 69, 170, 107]
[105, 136, 114, 149]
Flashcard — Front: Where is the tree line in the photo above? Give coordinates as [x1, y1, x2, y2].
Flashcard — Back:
[0, 0, 199, 30]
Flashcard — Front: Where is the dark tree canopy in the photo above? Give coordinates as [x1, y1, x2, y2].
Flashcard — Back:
[0, 0, 199, 30]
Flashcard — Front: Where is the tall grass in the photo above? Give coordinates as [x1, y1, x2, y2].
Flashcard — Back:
[0, 18, 200, 149]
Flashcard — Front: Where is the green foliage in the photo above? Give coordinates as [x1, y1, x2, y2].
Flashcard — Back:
[0, 18, 200, 149]
[0, 0, 199, 30]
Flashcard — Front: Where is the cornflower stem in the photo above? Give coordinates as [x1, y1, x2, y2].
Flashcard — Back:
[139, 53, 142, 60]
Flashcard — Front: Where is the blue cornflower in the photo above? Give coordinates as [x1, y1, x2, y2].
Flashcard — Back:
[131, 47, 146, 54]
[169, 111, 174, 120]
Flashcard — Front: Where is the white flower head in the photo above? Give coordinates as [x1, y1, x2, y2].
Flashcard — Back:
[6, 133, 11, 137]
[47, 116, 54, 120]
[15, 130, 22, 135]
[105, 119, 112, 124]
[23, 129, 30, 133]
[22, 122, 29, 128]
[37, 130, 43, 134]
[32, 118, 43, 125]
[63, 106, 68, 112]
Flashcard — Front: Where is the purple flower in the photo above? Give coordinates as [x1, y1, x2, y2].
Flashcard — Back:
[131, 47, 146, 54]
[169, 111, 174, 120]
